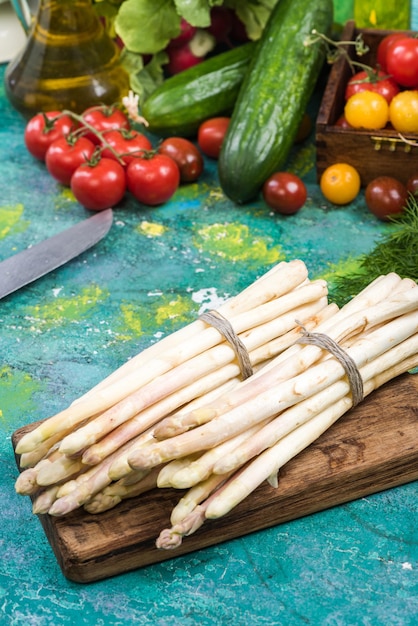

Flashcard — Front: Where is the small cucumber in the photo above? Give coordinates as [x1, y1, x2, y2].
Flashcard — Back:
[218, 0, 333, 204]
[141, 43, 255, 138]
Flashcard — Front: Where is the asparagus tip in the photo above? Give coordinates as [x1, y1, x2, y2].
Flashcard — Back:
[156, 528, 183, 550]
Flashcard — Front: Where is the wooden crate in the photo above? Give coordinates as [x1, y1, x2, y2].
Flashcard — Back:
[316, 21, 418, 186]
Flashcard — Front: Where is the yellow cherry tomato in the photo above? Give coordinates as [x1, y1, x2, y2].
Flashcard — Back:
[320, 163, 361, 205]
[389, 90, 418, 133]
[344, 91, 389, 130]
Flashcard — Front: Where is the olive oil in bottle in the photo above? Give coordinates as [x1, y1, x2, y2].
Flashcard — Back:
[5, 0, 130, 118]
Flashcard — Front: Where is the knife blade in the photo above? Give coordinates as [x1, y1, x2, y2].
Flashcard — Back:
[0, 208, 113, 299]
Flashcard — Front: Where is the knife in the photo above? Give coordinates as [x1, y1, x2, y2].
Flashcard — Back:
[0, 209, 113, 299]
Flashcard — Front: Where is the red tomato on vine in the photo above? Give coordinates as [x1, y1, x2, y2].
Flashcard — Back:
[45, 135, 96, 186]
[100, 129, 153, 165]
[126, 154, 180, 206]
[71, 157, 127, 211]
[24, 111, 76, 161]
[82, 106, 130, 144]
[345, 70, 400, 104]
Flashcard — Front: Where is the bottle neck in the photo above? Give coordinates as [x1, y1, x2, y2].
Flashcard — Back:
[34, 0, 99, 35]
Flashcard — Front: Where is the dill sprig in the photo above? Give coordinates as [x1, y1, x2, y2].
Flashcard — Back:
[329, 195, 418, 307]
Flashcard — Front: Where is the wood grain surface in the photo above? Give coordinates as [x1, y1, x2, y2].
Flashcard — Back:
[12, 373, 418, 583]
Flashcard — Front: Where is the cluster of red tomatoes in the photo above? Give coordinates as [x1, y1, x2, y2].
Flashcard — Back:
[23, 107, 235, 211]
[24, 107, 310, 215]
[337, 32, 418, 133]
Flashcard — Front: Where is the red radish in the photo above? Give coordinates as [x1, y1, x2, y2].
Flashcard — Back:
[166, 29, 216, 75]
[168, 19, 197, 49]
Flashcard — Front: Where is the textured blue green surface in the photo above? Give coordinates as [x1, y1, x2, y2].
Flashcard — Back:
[1, 48, 417, 625]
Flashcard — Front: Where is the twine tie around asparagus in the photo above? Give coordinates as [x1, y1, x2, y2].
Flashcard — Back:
[296, 324, 364, 406]
[199, 310, 254, 379]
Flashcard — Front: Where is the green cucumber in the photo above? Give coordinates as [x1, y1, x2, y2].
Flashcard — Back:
[141, 43, 255, 138]
[218, 0, 333, 204]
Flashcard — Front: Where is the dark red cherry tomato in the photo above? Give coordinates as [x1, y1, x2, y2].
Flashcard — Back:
[71, 157, 126, 211]
[45, 135, 96, 186]
[158, 137, 204, 182]
[262, 172, 307, 215]
[197, 117, 230, 159]
[126, 154, 180, 205]
[365, 176, 408, 221]
[81, 106, 130, 144]
[345, 70, 400, 104]
[406, 172, 418, 198]
[24, 111, 76, 161]
[100, 129, 152, 165]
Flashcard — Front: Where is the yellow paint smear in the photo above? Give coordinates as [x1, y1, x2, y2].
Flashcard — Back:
[195, 222, 284, 265]
[0, 204, 29, 239]
[137, 221, 167, 237]
[24, 284, 109, 328]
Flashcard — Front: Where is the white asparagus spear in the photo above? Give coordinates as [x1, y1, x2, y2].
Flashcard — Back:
[83, 467, 161, 514]
[107, 428, 158, 481]
[15, 468, 42, 496]
[156, 466, 250, 550]
[16, 260, 309, 455]
[205, 355, 418, 521]
[127, 302, 418, 470]
[19, 434, 64, 469]
[36, 455, 87, 487]
[157, 454, 202, 488]
[47, 431, 165, 515]
[15, 448, 64, 494]
[32, 486, 61, 515]
[18, 413, 102, 468]
[169, 418, 272, 489]
[169, 472, 235, 526]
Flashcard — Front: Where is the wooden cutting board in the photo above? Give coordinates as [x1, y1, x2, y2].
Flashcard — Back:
[12, 373, 418, 583]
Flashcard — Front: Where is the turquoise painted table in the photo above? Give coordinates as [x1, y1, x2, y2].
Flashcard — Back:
[1, 49, 417, 624]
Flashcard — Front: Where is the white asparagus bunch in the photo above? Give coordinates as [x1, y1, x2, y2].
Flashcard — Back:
[12, 266, 418, 552]
[14, 261, 330, 512]
[93, 277, 418, 538]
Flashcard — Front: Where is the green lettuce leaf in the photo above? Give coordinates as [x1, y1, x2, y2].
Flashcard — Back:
[115, 0, 181, 53]
[226, 0, 280, 41]
[121, 49, 169, 102]
[173, 0, 224, 28]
